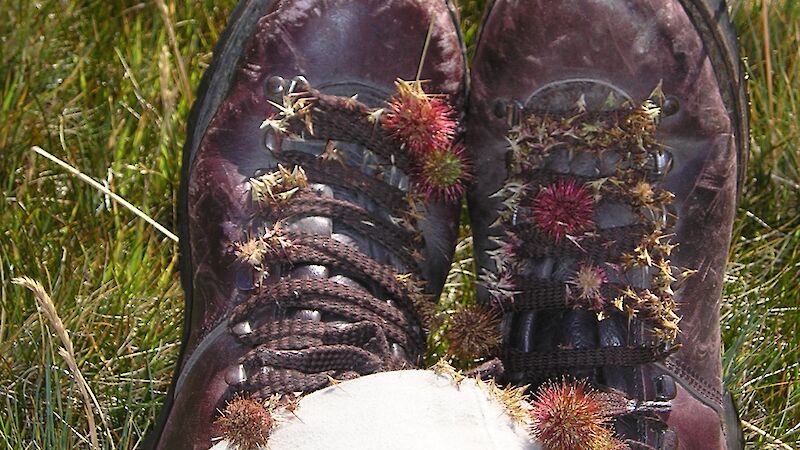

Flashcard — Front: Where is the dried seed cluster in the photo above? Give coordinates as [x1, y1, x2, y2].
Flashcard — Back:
[261, 91, 315, 137]
[215, 394, 301, 450]
[481, 269, 518, 308]
[250, 164, 309, 206]
[396, 272, 441, 332]
[567, 262, 608, 312]
[478, 378, 532, 426]
[233, 223, 292, 277]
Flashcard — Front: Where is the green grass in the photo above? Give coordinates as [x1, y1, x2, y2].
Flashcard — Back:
[0, 0, 797, 448]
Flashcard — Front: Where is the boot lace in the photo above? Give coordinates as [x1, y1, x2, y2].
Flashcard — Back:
[222, 77, 464, 403]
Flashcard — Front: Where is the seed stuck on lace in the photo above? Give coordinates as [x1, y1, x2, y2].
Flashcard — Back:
[250, 164, 309, 205]
[622, 288, 680, 343]
[382, 78, 456, 155]
[630, 180, 655, 205]
[531, 179, 594, 242]
[567, 263, 608, 312]
[234, 224, 292, 270]
[234, 238, 269, 267]
[529, 380, 624, 450]
[445, 304, 501, 361]
[413, 143, 471, 202]
[215, 396, 275, 450]
[264, 91, 316, 136]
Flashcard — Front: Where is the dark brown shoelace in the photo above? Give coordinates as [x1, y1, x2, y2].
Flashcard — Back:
[222, 89, 431, 403]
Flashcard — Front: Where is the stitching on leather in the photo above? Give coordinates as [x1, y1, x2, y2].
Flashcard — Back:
[664, 357, 723, 410]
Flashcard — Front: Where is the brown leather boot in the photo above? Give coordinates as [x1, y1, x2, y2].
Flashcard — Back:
[467, 1, 747, 449]
[147, 1, 467, 448]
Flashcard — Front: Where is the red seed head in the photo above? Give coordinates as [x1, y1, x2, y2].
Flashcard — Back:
[215, 396, 274, 450]
[382, 79, 457, 155]
[529, 379, 620, 450]
[568, 263, 608, 312]
[413, 143, 471, 203]
[531, 179, 594, 242]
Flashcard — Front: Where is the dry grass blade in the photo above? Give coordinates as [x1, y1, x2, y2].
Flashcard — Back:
[12, 276, 113, 449]
[741, 419, 794, 450]
[31, 146, 179, 242]
[154, 0, 193, 104]
[760, 0, 774, 125]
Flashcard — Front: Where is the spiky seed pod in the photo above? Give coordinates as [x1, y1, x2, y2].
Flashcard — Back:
[567, 263, 608, 312]
[234, 223, 292, 269]
[431, 359, 466, 384]
[529, 379, 623, 450]
[413, 143, 471, 203]
[215, 396, 274, 450]
[260, 223, 293, 259]
[445, 304, 501, 361]
[531, 179, 594, 242]
[382, 79, 457, 155]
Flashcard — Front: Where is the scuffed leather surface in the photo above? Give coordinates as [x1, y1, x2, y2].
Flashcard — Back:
[664, 380, 726, 450]
[159, 323, 247, 450]
[468, 1, 739, 447]
[157, 1, 466, 448]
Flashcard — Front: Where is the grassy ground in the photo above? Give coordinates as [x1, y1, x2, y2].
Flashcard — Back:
[0, 0, 797, 448]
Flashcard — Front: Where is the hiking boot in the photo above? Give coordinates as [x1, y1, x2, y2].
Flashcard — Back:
[147, 0, 467, 448]
[467, 1, 748, 449]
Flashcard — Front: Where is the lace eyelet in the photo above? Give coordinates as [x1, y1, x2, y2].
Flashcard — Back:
[294, 309, 322, 322]
[654, 374, 677, 401]
[662, 96, 680, 117]
[288, 75, 309, 94]
[493, 99, 508, 118]
[649, 150, 673, 177]
[236, 267, 257, 291]
[266, 75, 285, 97]
[232, 321, 253, 337]
[224, 365, 247, 385]
[264, 129, 281, 153]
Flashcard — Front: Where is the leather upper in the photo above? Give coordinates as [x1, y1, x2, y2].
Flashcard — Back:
[155, 1, 466, 448]
[467, 1, 742, 448]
